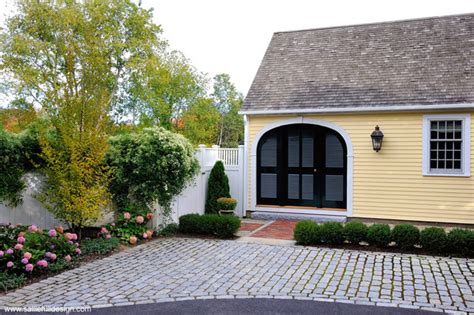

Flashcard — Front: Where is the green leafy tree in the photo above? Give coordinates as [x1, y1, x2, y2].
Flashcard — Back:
[0, 0, 168, 230]
[211, 74, 244, 147]
[205, 160, 230, 214]
[180, 97, 220, 145]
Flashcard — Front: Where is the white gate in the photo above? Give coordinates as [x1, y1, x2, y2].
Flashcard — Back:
[165, 145, 245, 224]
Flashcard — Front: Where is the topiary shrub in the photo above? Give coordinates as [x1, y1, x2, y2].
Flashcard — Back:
[160, 223, 179, 237]
[294, 221, 322, 245]
[205, 161, 230, 214]
[320, 222, 344, 245]
[392, 224, 420, 250]
[179, 214, 240, 238]
[367, 224, 391, 247]
[420, 227, 447, 253]
[447, 228, 474, 257]
[343, 222, 368, 245]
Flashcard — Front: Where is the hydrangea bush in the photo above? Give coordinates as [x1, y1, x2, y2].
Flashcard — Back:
[104, 204, 155, 244]
[0, 224, 80, 276]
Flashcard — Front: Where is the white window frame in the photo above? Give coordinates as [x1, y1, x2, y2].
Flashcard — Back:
[422, 114, 471, 177]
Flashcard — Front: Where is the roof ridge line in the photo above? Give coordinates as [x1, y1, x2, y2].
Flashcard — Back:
[274, 12, 474, 35]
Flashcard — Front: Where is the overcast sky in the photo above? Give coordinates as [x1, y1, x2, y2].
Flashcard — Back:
[1, 0, 474, 97]
[148, 0, 474, 95]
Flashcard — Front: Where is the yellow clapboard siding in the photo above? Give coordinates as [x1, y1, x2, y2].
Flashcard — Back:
[246, 111, 474, 224]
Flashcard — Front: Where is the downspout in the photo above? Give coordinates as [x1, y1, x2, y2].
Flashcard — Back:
[243, 115, 249, 217]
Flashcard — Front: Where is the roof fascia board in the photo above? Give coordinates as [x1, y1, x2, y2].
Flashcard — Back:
[239, 103, 474, 115]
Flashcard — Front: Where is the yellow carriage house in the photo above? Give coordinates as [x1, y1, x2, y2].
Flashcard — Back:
[241, 14, 474, 225]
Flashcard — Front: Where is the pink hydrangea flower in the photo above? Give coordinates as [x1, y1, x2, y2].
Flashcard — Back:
[6, 261, 14, 268]
[25, 263, 34, 272]
[21, 258, 29, 264]
[37, 260, 48, 267]
[100, 227, 108, 234]
[28, 224, 38, 232]
[142, 232, 148, 239]
[111, 223, 116, 227]
[64, 233, 74, 241]
[0, 250, 3, 257]
[48, 229, 57, 237]
[135, 216, 144, 224]
[64, 255, 72, 262]
[6, 249, 13, 255]
[105, 234, 111, 239]
[18, 232, 25, 237]
[123, 212, 131, 220]
[71, 233, 78, 241]
[17, 236, 26, 244]
[14, 243, 23, 250]
[24, 252, 32, 260]
[75, 248, 81, 255]
[55, 226, 64, 233]
[146, 213, 154, 220]
[49, 253, 57, 261]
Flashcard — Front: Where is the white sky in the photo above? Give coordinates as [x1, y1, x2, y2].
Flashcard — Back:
[1, 0, 474, 97]
[147, 0, 474, 95]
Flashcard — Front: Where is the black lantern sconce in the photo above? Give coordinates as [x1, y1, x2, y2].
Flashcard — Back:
[370, 125, 384, 152]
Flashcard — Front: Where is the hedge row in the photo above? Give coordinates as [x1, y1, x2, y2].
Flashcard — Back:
[294, 221, 474, 257]
[179, 214, 241, 238]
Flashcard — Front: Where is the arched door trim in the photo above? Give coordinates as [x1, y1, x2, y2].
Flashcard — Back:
[250, 117, 353, 216]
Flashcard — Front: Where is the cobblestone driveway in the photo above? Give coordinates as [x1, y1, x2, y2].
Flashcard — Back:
[1, 238, 473, 313]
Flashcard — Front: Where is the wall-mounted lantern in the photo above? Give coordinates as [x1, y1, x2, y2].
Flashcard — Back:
[370, 125, 384, 152]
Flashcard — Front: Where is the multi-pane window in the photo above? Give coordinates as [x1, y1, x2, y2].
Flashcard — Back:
[429, 120, 462, 171]
[423, 114, 470, 176]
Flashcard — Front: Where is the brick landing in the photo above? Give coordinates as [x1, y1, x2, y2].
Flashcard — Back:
[240, 220, 298, 240]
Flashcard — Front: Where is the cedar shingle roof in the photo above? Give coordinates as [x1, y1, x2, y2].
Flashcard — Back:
[242, 14, 474, 113]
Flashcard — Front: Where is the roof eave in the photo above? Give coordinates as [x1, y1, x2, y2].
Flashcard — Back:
[239, 103, 474, 116]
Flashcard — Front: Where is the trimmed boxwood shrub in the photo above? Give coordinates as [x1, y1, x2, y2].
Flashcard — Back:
[447, 228, 474, 256]
[392, 224, 420, 250]
[343, 222, 368, 244]
[320, 222, 344, 245]
[367, 224, 391, 247]
[294, 221, 322, 245]
[179, 214, 241, 238]
[420, 227, 447, 253]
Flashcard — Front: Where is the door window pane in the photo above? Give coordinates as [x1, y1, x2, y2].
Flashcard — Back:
[288, 129, 300, 167]
[288, 174, 299, 199]
[302, 130, 314, 167]
[325, 175, 344, 201]
[302, 174, 313, 200]
[326, 134, 344, 168]
[261, 135, 277, 167]
[261, 173, 277, 198]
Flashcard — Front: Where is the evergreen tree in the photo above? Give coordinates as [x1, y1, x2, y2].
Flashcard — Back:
[205, 161, 230, 214]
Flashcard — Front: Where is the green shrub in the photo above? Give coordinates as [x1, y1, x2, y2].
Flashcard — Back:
[205, 161, 230, 214]
[160, 223, 179, 237]
[392, 224, 420, 250]
[294, 221, 322, 245]
[179, 213, 240, 238]
[367, 224, 391, 247]
[420, 227, 447, 253]
[447, 229, 474, 256]
[320, 222, 344, 245]
[80, 237, 120, 256]
[216, 197, 237, 211]
[179, 214, 202, 234]
[0, 272, 26, 292]
[343, 222, 368, 244]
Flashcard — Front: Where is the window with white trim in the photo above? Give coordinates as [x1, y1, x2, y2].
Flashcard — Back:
[423, 114, 470, 176]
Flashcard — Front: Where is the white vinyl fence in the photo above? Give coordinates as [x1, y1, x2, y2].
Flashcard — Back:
[0, 145, 245, 229]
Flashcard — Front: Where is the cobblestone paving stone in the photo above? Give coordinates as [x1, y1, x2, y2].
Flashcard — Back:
[1, 238, 473, 313]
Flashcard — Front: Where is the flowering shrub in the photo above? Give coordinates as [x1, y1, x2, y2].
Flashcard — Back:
[105, 204, 155, 244]
[0, 224, 80, 277]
